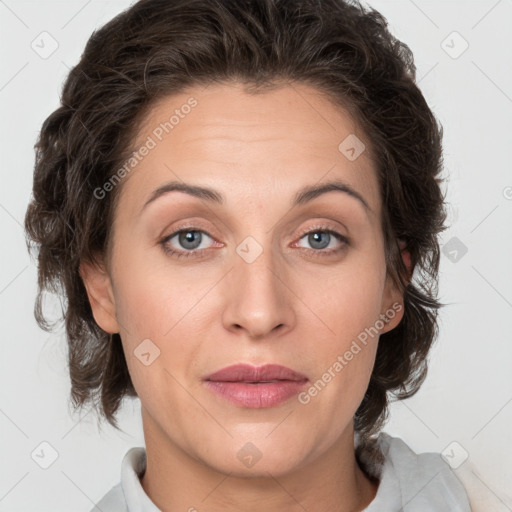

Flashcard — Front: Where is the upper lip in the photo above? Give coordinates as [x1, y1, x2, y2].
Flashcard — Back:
[204, 364, 308, 383]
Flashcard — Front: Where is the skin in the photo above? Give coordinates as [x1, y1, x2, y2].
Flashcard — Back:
[80, 81, 408, 512]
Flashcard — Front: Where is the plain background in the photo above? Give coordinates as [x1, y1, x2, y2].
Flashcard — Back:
[0, 0, 511, 511]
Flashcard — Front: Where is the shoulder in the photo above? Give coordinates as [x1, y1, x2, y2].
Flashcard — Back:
[90, 447, 149, 512]
[90, 482, 127, 512]
[359, 432, 473, 511]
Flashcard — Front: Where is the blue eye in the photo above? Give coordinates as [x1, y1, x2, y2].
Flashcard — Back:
[160, 229, 214, 259]
[297, 230, 346, 251]
[159, 226, 348, 260]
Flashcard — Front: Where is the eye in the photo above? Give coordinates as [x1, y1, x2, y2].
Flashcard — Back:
[159, 225, 349, 260]
[160, 228, 216, 259]
[293, 227, 348, 256]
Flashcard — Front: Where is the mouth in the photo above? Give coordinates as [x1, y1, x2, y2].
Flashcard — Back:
[203, 363, 309, 408]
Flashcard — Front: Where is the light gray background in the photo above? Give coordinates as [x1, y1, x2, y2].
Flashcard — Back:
[0, 1, 511, 511]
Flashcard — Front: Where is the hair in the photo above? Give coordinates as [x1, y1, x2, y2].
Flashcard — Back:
[24, 0, 447, 451]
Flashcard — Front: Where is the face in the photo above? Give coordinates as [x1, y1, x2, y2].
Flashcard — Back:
[81, 81, 404, 477]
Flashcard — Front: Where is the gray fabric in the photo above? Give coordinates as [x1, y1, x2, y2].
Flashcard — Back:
[91, 432, 472, 512]
[361, 433, 472, 511]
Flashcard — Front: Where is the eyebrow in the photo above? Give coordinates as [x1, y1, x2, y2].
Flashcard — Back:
[140, 179, 371, 214]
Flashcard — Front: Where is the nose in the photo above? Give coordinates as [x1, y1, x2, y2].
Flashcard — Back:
[221, 240, 295, 339]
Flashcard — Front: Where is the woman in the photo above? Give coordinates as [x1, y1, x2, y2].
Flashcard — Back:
[24, 0, 473, 510]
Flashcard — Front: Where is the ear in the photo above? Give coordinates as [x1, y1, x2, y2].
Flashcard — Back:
[379, 240, 411, 335]
[79, 257, 119, 334]
[398, 239, 412, 281]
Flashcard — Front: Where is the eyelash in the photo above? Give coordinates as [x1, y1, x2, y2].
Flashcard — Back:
[159, 224, 349, 260]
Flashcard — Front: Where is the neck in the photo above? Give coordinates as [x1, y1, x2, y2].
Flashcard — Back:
[139, 408, 378, 512]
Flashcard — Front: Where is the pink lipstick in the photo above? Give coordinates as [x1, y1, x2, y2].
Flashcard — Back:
[203, 363, 308, 408]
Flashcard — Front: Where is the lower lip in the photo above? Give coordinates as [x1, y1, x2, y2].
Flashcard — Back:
[204, 380, 308, 408]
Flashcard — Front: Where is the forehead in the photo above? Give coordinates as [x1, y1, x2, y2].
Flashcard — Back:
[117, 81, 381, 219]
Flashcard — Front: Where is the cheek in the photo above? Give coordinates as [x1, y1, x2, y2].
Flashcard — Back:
[110, 263, 197, 394]
[295, 267, 384, 401]
[298, 264, 385, 338]
[300, 323, 379, 442]
[112, 247, 211, 338]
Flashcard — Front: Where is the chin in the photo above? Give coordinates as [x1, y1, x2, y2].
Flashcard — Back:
[195, 435, 312, 478]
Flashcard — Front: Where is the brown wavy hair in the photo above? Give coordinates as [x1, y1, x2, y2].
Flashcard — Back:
[24, 0, 447, 446]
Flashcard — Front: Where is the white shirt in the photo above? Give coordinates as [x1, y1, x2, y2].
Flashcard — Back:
[92, 432, 472, 511]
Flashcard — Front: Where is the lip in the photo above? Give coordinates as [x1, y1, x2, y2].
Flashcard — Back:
[203, 364, 309, 408]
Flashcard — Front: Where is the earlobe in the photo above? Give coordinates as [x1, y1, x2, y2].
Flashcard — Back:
[379, 240, 411, 333]
[380, 241, 409, 334]
[398, 239, 412, 282]
[79, 258, 119, 334]
[379, 299, 405, 335]
[380, 276, 405, 335]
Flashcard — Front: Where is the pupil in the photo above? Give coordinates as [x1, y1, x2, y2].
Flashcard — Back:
[180, 231, 201, 249]
[310, 232, 329, 249]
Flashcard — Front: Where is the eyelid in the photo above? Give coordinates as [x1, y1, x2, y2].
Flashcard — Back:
[160, 225, 222, 252]
[161, 219, 221, 241]
[290, 224, 349, 255]
[294, 222, 348, 241]
[160, 221, 349, 259]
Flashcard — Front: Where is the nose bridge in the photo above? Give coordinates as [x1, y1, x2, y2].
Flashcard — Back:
[222, 232, 293, 337]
